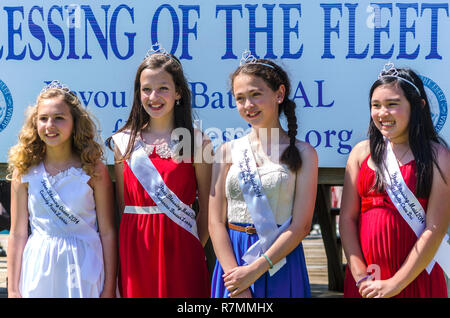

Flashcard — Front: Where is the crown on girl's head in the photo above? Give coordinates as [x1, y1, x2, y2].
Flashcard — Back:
[378, 61, 421, 95]
[240, 50, 275, 69]
[144, 42, 169, 59]
[144, 42, 181, 66]
[40, 80, 70, 94]
[378, 61, 399, 78]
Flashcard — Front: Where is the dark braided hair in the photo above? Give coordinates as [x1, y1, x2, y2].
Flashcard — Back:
[231, 59, 302, 171]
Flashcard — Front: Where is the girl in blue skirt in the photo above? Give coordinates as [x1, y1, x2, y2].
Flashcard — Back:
[209, 53, 317, 298]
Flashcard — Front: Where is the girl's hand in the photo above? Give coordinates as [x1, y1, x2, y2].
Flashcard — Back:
[8, 290, 22, 298]
[358, 278, 402, 298]
[223, 265, 260, 297]
[99, 288, 116, 298]
[231, 288, 252, 298]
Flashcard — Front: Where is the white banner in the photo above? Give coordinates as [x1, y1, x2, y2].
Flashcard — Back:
[0, 0, 448, 167]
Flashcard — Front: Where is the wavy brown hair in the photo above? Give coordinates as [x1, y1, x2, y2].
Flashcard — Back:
[8, 88, 104, 179]
[106, 53, 194, 161]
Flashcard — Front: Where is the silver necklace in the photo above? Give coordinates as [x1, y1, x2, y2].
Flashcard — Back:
[139, 136, 181, 159]
[393, 146, 410, 165]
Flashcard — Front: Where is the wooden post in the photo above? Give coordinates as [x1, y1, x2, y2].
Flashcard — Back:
[314, 184, 344, 291]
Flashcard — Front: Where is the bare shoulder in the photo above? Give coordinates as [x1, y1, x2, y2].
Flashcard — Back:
[11, 168, 28, 190]
[347, 139, 370, 167]
[432, 142, 450, 174]
[432, 142, 450, 158]
[351, 139, 370, 154]
[295, 140, 318, 162]
[11, 168, 23, 184]
[95, 160, 109, 174]
[90, 161, 112, 186]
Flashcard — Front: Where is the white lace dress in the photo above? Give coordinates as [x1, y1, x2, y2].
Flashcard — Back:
[226, 151, 296, 225]
[19, 162, 104, 297]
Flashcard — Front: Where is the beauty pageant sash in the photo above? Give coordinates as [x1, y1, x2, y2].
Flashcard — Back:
[30, 164, 103, 282]
[231, 136, 292, 276]
[112, 132, 199, 240]
[382, 139, 450, 276]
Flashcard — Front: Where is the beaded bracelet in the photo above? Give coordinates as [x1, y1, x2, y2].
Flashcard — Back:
[262, 253, 273, 269]
[355, 274, 372, 287]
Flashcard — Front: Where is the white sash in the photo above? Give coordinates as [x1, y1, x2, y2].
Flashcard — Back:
[382, 139, 450, 276]
[231, 136, 292, 276]
[30, 165, 103, 282]
[112, 132, 199, 240]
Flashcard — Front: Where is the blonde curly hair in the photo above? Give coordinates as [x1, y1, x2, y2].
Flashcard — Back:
[8, 87, 104, 179]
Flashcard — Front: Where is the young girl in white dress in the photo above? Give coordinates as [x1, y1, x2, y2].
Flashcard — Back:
[7, 81, 117, 298]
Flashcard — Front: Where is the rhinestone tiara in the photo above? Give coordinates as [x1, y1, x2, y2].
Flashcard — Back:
[378, 62, 421, 95]
[144, 42, 181, 66]
[40, 80, 70, 95]
[240, 50, 275, 69]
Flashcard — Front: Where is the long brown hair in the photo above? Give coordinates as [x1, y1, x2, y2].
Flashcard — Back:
[106, 53, 194, 161]
[368, 67, 447, 197]
[231, 59, 302, 172]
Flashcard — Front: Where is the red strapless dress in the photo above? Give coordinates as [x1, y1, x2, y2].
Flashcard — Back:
[343, 156, 447, 298]
[118, 150, 210, 298]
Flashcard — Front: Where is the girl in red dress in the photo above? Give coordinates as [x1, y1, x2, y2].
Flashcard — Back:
[339, 65, 449, 298]
[107, 46, 211, 298]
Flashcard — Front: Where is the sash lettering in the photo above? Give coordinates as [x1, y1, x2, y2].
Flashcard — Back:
[39, 180, 80, 225]
[112, 132, 199, 240]
[238, 149, 264, 198]
[28, 163, 104, 282]
[231, 136, 291, 276]
[382, 139, 450, 276]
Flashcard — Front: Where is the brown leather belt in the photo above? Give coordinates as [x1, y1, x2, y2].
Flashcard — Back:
[228, 223, 257, 234]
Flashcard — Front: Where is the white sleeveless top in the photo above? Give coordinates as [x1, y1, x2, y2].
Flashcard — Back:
[226, 150, 296, 225]
[19, 162, 104, 298]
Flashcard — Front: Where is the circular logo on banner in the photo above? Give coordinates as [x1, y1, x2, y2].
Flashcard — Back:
[0, 79, 13, 133]
[419, 75, 447, 133]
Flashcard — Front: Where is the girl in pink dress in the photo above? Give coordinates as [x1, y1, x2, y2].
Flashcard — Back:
[107, 47, 211, 298]
[340, 65, 449, 298]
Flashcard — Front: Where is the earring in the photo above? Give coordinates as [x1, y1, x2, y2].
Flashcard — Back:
[176, 99, 180, 106]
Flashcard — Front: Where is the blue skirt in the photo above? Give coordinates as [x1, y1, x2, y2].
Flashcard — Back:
[211, 223, 311, 298]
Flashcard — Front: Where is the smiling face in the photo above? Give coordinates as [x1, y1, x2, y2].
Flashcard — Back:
[370, 83, 411, 144]
[233, 73, 285, 129]
[140, 67, 180, 122]
[37, 96, 74, 149]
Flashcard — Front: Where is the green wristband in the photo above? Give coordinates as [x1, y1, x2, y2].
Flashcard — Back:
[262, 253, 273, 269]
